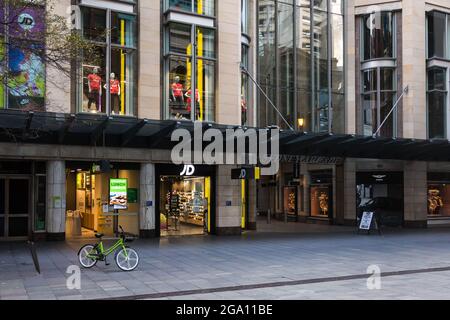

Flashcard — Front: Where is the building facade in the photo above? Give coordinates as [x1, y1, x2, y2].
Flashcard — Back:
[257, 0, 450, 229]
[1, 0, 450, 241]
[0, 0, 258, 241]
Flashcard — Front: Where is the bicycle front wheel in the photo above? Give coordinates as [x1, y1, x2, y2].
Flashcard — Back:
[115, 247, 139, 271]
[78, 244, 98, 268]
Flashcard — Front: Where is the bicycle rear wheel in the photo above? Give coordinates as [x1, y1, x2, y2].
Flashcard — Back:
[115, 247, 139, 271]
[78, 244, 98, 268]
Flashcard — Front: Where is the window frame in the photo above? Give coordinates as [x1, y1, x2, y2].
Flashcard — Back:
[360, 11, 397, 63]
[77, 4, 137, 117]
[163, 0, 216, 18]
[427, 63, 450, 139]
[360, 64, 398, 138]
[426, 10, 450, 61]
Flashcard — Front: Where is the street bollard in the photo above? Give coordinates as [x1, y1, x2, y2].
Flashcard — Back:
[284, 211, 288, 224]
[267, 209, 271, 224]
[28, 241, 41, 274]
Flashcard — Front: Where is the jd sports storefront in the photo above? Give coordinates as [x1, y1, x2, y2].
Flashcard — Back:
[155, 164, 216, 237]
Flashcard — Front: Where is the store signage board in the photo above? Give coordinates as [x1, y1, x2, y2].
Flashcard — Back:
[109, 178, 128, 210]
[231, 167, 260, 180]
[359, 212, 374, 230]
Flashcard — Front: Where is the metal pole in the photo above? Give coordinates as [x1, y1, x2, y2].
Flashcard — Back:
[373, 86, 409, 138]
[267, 208, 271, 224]
[241, 65, 295, 131]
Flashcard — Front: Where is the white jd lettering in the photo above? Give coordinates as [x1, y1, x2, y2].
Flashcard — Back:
[180, 165, 195, 176]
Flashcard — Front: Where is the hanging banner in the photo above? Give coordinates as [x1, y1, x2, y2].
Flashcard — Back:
[109, 178, 128, 210]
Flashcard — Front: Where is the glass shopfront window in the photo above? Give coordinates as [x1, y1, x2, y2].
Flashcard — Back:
[427, 173, 450, 218]
[156, 165, 215, 237]
[164, 0, 215, 17]
[362, 12, 395, 61]
[309, 170, 333, 219]
[283, 186, 298, 217]
[164, 23, 216, 121]
[427, 67, 447, 139]
[78, 7, 137, 116]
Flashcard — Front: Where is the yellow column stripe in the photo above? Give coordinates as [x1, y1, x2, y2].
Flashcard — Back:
[120, 19, 125, 115]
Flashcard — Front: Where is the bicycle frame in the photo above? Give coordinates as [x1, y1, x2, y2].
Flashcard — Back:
[87, 238, 128, 260]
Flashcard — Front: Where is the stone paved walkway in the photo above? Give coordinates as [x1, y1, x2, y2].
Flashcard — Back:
[2, 227, 450, 300]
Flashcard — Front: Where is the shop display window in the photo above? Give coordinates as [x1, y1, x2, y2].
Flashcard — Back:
[428, 184, 450, 217]
[160, 176, 210, 236]
[310, 186, 331, 218]
[79, 7, 136, 116]
[283, 186, 297, 216]
[164, 23, 216, 121]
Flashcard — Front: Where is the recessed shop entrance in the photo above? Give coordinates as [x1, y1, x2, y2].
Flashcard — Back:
[356, 172, 404, 227]
[65, 162, 140, 239]
[156, 165, 216, 237]
[0, 177, 31, 240]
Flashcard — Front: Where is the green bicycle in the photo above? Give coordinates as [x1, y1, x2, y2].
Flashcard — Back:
[78, 226, 139, 271]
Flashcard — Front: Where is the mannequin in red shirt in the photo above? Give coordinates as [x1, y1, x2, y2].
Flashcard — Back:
[185, 87, 200, 113]
[87, 67, 101, 112]
[170, 76, 184, 108]
[105, 72, 121, 114]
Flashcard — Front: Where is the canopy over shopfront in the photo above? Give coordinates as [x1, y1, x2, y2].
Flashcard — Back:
[1, 110, 450, 162]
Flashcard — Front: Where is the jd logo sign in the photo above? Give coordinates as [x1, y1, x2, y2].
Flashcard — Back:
[231, 168, 256, 180]
[180, 165, 195, 176]
[18, 13, 35, 31]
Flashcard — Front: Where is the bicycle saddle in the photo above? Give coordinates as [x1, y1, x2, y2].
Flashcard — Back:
[95, 233, 104, 239]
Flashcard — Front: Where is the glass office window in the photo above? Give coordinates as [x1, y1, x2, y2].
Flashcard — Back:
[427, 11, 447, 59]
[362, 67, 396, 137]
[258, 0, 277, 127]
[296, 4, 312, 132]
[82, 7, 107, 42]
[278, 2, 294, 129]
[363, 12, 394, 60]
[111, 13, 136, 48]
[241, 44, 249, 126]
[257, 0, 344, 133]
[165, 0, 215, 16]
[242, 0, 250, 35]
[427, 67, 447, 139]
[164, 23, 216, 121]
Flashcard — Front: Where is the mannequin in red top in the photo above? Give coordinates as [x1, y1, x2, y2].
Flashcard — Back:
[87, 67, 101, 112]
[170, 76, 184, 109]
[105, 72, 121, 114]
[185, 87, 200, 113]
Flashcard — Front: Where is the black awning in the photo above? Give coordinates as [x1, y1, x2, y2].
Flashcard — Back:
[1, 110, 450, 162]
[278, 131, 450, 162]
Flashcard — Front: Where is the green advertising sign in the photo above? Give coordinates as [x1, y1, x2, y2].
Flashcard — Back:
[110, 178, 128, 209]
[127, 188, 138, 204]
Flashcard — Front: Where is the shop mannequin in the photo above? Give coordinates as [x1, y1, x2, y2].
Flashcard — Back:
[170, 76, 184, 108]
[87, 67, 101, 112]
[185, 87, 200, 113]
[105, 72, 121, 115]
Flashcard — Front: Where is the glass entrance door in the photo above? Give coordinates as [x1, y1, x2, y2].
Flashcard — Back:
[0, 178, 30, 240]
